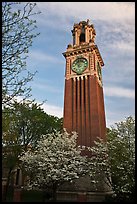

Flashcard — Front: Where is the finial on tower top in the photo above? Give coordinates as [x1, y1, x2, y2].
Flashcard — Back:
[87, 19, 90, 24]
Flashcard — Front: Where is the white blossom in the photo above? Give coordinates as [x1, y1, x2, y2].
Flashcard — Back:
[19, 130, 87, 192]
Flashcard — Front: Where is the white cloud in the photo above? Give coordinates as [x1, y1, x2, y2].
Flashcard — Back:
[106, 40, 135, 54]
[37, 2, 134, 23]
[41, 103, 63, 118]
[32, 2, 134, 39]
[104, 86, 135, 99]
[32, 82, 62, 94]
[28, 50, 64, 65]
[35, 2, 135, 59]
[105, 111, 128, 128]
[117, 42, 135, 53]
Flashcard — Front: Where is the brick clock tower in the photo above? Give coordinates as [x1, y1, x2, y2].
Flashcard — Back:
[58, 19, 112, 202]
[63, 19, 106, 147]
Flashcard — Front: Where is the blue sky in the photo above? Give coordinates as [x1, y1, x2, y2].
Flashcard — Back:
[23, 2, 135, 127]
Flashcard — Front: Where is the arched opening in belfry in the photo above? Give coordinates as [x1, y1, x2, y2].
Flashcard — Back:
[80, 33, 85, 43]
[80, 25, 85, 43]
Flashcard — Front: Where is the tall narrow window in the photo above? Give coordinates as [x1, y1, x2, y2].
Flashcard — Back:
[80, 25, 85, 43]
[73, 34, 75, 45]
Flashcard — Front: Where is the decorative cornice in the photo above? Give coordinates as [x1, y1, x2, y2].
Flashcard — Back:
[63, 44, 104, 66]
[65, 71, 94, 80]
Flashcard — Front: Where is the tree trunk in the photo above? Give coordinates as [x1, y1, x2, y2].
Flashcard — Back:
[2, 167, 13, 202]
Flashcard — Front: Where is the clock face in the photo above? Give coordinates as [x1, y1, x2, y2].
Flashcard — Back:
[72, 57, 88, 75]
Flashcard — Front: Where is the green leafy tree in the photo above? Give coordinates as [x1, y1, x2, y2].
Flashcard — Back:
[82, 116, 135, 201]
[107, 116, 135, 201]
[2, 100, 63, 148]
[2, 2, 40, 106]
[2, 100, 62, 201]
[88, 116, 135, 201]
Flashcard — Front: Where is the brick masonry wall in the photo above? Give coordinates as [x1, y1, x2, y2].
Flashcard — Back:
[63, 74, 106, 148]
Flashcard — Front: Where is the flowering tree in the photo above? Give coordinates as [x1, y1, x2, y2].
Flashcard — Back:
[107, 116, 135, 201]
[86, 138, 112, 192]
[19, 130, 87, 201]
[87, 116, 135, 201]
[86, 116, 135, 201]
[2, 99, 63, 201]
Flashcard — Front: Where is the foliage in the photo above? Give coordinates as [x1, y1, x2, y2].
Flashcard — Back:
[81, 116, 135, 201]
[2, 99, 63, 179]
[19, 130, 87, 201]
[2, 100, 63, 148]
[2, 99, 62, 201]
[2, 2, 41, 106]
[107, 116, 135, 201]
[86, 138, 112, 191]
